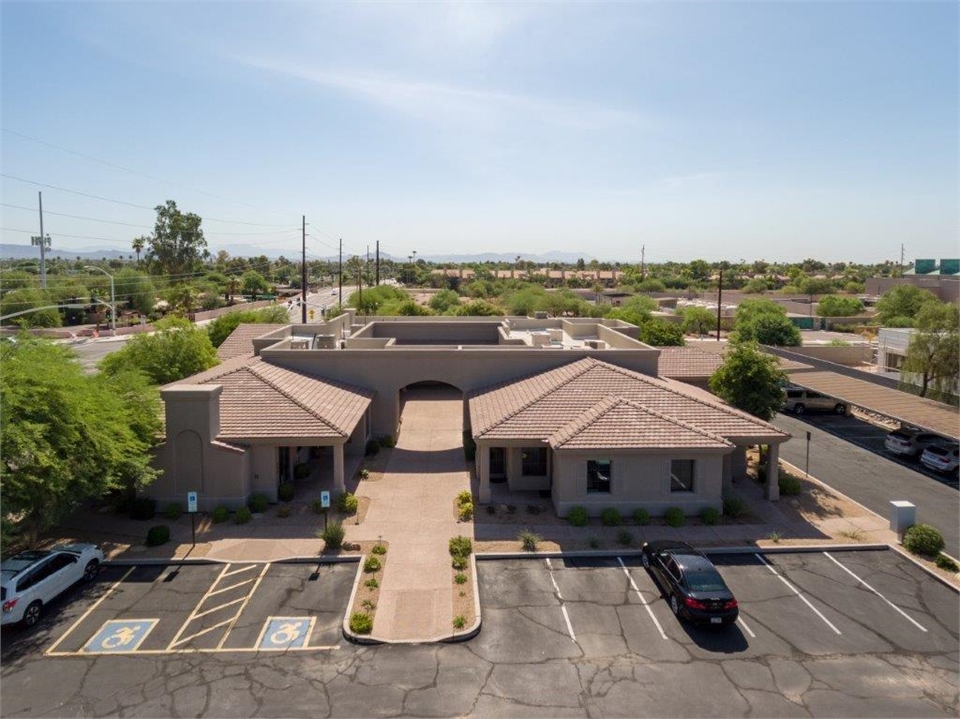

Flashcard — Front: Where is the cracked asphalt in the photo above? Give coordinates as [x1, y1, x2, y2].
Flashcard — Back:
[1, 549, 957, 718]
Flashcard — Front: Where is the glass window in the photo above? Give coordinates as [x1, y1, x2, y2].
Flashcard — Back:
[587, 460, 612, 493]
[521, 447, 548, 476]
[670, 459, 695, 492]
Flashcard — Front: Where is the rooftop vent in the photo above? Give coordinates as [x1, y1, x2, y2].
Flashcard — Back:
[533, 311, 549, 320]
[530, 331, 551, 347]
[584, 339, 607, 350]
[548, 328, 563, 342]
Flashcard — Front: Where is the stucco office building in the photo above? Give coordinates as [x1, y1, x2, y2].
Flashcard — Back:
[153, 311, 789, 515]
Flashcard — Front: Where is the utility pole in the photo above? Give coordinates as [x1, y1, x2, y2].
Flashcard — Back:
[899, 243, 905, 277]
[716, 268, 723, 341]
[366, 245, 370, 288]
[31, 191, 51, 289]
[301, 215, 307, 324]
[338, 238, 343, 307]
[640, 244, 645, 281]
[375, 241, 380, 285]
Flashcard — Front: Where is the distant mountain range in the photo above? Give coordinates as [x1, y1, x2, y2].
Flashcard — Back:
[1, 244, 598, 264]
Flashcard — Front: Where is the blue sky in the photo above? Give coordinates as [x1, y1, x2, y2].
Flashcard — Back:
[1, 1, 957, 263]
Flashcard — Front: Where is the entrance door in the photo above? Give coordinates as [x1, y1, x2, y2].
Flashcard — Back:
[489, 447, 506, 482]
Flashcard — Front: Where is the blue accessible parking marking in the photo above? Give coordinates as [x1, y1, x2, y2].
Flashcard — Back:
[82, 619, 158, 653]
[257, 617, 315, 650]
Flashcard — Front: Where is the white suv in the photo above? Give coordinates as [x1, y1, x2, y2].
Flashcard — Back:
[1, 544, 103, 628]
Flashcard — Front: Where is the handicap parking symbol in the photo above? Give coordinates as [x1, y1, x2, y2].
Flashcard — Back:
[83, 619, 158, 653]
[258, 617, 313, 650]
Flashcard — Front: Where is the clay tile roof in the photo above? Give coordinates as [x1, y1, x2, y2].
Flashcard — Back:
[176, 357, 373, 441]
[549, 396, 732, 450]
[470, 357, 788, 443]
[657, 346, 724, 380]
[217, 323, 288, 360]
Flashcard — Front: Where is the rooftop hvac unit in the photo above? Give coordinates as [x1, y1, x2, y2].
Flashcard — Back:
[290, 339, 310, 350]
[530, 331, 551, 347]
[533, 311, 549, 320]
[548, 328, 564, 342]
[314, 334, 336, 349]
[584, 339, 607, 350]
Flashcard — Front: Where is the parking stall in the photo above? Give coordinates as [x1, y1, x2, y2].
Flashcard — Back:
[43, 561, 354, 657]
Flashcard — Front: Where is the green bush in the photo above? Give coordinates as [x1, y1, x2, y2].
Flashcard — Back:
[319, 519, 345, 549]
[456, 490, 473, 506]
[454, 572, 468, 585]
[449, 536, 473, 557]
[935, 554, 959, 572]
[278, 483, 295, 502]
[212, 506, 230, 523]
[452, 555, 468, 570]
[588, 536, 600, 549]
[664, 507, 686, 528]
[903, 524, 945, 557]
[349, 612, 373, 634]
[248, 493, 269, 513]
[453, 615, 467, 630]
[276, 504, 292, 518]
[164, 502, 183, 520]
[458, 502, 474, 521]
[364, 578, 379, 590]
[518, 529, 542, 551]
[378, 435, 396, 449]
[633, 508, 650, 526]
[145, 525, 170, 546]
[365, 439, 380, 457]
[359, 468, 370, 479]
[778, 473, 802, 496]
[617, 530, 633, 546]
[129, 497, 157, 520]
[293, 463, 311, 480]
[363, 556, 382, 573]
[567, 506, 589, 527]
[311, 498, 325, 514]
[601, 508, 622, 527]
[337, 492, 359, 514]
[722, 495, 746, 518]
[234, 506, 252, 524]
[371, 543, 387, 555]
[700, 507, 720, 526]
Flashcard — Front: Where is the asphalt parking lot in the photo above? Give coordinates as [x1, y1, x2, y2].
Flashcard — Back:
[1, 550, 957, 718]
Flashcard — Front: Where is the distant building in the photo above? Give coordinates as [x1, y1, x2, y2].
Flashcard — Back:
[866, 259, 960, 304]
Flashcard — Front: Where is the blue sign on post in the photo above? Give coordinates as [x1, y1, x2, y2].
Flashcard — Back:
[258, 617, 314, 650]
[83, 619, 158, 653]
[187, 491, 198, 513]
[320, 491, 330, 509]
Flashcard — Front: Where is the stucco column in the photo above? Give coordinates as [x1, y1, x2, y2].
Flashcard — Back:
[333, 443, 345, 495]
[287, 446, 295, 481]
[478, 443, 491, 504]
[765, 444, 780, 501]
[721, 452, 733, 488]
[731, 446, 747, 479]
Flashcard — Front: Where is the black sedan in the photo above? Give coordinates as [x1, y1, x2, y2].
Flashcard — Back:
[640, 540, 739, 626]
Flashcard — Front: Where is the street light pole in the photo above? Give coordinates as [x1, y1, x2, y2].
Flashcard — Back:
[85, 266, 116, 334]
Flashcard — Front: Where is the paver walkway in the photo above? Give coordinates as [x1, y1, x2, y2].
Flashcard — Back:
[348, 386, 471, 641]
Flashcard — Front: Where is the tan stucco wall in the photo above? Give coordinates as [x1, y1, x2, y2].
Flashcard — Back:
[151, 442, 250, 511]
[250, 445, 278, 501]
[551, 449, 727, 517]
[505, 446, 551, 491]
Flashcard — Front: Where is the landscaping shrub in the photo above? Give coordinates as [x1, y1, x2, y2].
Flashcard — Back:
[506, 505, 517, 515]
[454, 572, 468, 585]
[363, 556, 382, 573]
[486, 505, 496, 515]
[453, 615, 466, 630]
[361, 599, 376, 611]
[700, 507, 720, 525]
[276, 504, 292, 518]
[617, 530, 633, 546]
[248, 493, 269, 513]
[311, 498, 325, 514]
[337, 492, 359, 514]
[778, 473, 802, 496]
[723, 494, 746, 518]
[164, 502, 183, 520]
[364, 578, 379, 589]
[633, 508, 650, 526]
[371, 543, 387, 555]
[456, 490, 473, 506]
[518, 529, 542, 551]
[349, 612, 373, 634]
[458, 502, 474, 521]
[294, 463, 311, 480]
[567, 506, 589, 527]
[588, 536, 600, 549]
[234, 506, 252, 524]
[935, 554, 958, 572]
[130, 497, 157, 520]
[212, 506, 230, 523]
[278, 483, 295, 502]
[319, 519, 345, 549]
[359, 468, 370, 479]
[365, 439, 380, 457]
[145, 525, 170, 546]
[903, 524, 946, 557]
[449, 535, 473, 557]
[452, 555, 468, 570]
[378, 434, 396, 449]
[664, 507, 686, 528]
[601, 508, 622, 527]
[526, 504, 542, 515]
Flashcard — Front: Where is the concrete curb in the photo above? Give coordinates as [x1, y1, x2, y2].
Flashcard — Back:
[104, 555, 361, 567]
[886, 543, 960, 593]
[475, 544, 890, 561]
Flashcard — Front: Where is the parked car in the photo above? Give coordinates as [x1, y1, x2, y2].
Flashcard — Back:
[884, 428, 943, 458]
[920, 443, 960, 475]
[783, 387, 846, 415]
[1, 543, 103, 628]
[640, 540, 739, 626]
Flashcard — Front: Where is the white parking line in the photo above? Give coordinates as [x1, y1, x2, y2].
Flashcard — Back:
[45, 567, 136, 655]
[222, 564, 259, 578]
[736, 615, 756, 638]
[208, 578, 256, 597]
[755, 553, 842, 635]
[823, 552, 928, 632]
[617, 557, 668, 640]
[544, 558, 577, 643]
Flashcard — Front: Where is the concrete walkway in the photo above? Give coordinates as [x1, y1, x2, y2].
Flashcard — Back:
[346, 386, 470, 641]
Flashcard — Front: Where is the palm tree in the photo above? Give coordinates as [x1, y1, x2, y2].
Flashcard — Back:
[132, 236, 147, 266]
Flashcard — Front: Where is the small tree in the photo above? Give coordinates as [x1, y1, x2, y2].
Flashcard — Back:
[817, 295, 864, 317]
[241, 270, 270, 298]
[100, 316, 219, 384]
[709, 341, 787, 421]
[639, 318, 685, 346]
[902, 302, 959, 398]
[733, 298, 800, 346]
[428, 288, 461, 313]
[146, 200, 207, 278]
[681, 306, 715, 337]
[876, 285, 938, 326]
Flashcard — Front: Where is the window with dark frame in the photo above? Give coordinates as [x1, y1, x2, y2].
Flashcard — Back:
[521, 447, 548, 476]
[670, 459, 695, 492]
[587, 460, 612, 493]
